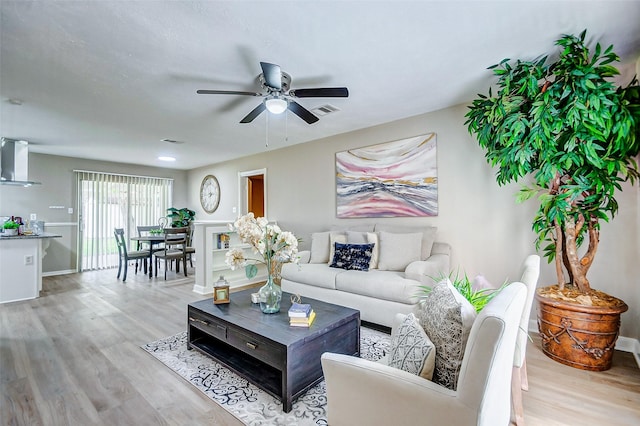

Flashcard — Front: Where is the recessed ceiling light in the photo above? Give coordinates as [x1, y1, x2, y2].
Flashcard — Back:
[158, 156, 176, 162]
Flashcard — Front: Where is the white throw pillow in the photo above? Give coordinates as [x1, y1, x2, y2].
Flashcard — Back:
[327, 232, 347, 265]
[309, 232, 331, 263]
[347, 231, 379, 269]
[388, 313, 436, 380]
[374, 224, 437, 260]
[415, 279, 477, 390]
[377, 231, 422, 271]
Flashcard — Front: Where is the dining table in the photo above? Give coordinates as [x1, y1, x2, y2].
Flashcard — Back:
[130, 234, 183, 278]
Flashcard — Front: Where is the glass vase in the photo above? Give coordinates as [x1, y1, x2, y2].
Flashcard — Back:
[258, 274, 282, 314]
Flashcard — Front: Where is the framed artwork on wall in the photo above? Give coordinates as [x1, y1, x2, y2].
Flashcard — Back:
[335, 133, 438, 218]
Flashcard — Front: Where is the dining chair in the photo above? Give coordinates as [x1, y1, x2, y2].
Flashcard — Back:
[114, 228, 150, 282]
[185, 225, 196, 267]
[153, 227, 189, 280]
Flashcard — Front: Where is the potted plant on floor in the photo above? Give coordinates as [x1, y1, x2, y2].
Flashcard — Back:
[465, 30, 639, 370]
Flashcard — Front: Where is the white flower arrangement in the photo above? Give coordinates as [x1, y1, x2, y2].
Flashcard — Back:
[225, 213, 299, 279]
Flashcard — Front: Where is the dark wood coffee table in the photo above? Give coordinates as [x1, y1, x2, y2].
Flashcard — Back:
[187, 288, 360, 412]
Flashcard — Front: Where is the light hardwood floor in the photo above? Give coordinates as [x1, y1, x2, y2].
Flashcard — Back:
[1, 266, 639, 425]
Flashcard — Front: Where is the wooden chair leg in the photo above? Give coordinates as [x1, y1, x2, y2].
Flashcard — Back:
[183, 256, 187, 276]
[521, 358, 529, 391]
[117, 258, 122, 279]
[511, 365, 525, 426]
[123, 260, 128, 282]
[164, 259, 168, 280]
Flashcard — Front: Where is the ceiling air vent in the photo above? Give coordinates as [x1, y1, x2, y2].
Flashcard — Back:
[311, 104, 340, 117]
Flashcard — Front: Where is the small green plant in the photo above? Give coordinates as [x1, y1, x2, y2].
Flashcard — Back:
[418, 270, 506, 312]
[166, 207, 196, 227]
[3, 220, 19, 230]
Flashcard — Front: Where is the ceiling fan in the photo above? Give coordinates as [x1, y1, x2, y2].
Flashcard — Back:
[197, 62, 349, 124]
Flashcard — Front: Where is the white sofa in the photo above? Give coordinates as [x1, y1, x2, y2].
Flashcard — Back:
[281, 224, 451, 327]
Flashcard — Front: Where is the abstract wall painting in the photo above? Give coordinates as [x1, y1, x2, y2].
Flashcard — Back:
[336, 133, 437, 218]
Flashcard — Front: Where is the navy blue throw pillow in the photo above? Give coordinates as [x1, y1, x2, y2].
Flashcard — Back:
[330, 242, 374, 271]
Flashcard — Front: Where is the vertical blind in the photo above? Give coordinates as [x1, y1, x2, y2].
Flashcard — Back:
[75, 170, 173, 271]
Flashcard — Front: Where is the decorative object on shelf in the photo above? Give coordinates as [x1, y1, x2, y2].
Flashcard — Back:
[167, 207, 196, 228]
[200, 174, 221, 214]
[217, 233, 230, 249]
[225, 213, 300, 314]
[251, 292, 260, 304]
[465, 29, 639, 371]
[213, 275, 230, 305]
[336, 133, 438, 218]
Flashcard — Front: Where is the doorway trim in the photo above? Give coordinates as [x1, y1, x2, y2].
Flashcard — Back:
[238, 168, 267, 219]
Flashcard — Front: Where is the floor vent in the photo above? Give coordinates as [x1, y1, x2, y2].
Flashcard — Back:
[311, 104, 340, 116]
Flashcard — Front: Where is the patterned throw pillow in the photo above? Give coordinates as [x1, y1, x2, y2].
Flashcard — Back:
[347, 231, 379, 269]
[388, 313, 436, 380]
[415, 279, 477, 390]
[329, 242, 374, 271]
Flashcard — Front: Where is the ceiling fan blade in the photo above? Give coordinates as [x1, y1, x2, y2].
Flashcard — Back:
[197, 89, 262, 96]
[289, 87, 349, 98]
[260, 62, 282, 90]
[288, 101, 319, 124]
[240, 103, 267, 123]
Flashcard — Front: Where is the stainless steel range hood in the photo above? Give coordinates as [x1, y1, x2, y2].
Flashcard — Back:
[0, 138, 41, 186]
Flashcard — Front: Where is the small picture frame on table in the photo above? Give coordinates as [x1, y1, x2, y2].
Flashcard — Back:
[214, 285, 230, 304]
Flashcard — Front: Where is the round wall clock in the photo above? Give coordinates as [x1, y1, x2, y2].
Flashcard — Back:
[200, 174, 220, 213]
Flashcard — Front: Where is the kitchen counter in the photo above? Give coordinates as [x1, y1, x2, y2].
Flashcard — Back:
[0, 232, 61, 240]
[0, 233, 62, 303]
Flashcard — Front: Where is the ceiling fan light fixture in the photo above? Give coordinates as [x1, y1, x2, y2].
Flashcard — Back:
[265, 96, 288, 114]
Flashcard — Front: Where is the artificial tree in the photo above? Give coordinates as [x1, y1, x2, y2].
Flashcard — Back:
[465, 30, 639, 370]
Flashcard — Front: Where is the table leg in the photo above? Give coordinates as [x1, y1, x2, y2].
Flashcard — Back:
[148, 242, 155, 278]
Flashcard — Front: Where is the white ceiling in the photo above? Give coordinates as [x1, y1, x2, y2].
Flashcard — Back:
[1, 1, 639, 170]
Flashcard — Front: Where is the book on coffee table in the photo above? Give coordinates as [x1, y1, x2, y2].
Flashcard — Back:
[288, 302, 312, 318]
[290, 310, 316, 327]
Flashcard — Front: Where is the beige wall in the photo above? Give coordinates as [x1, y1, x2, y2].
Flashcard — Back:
[188, 103, 640, 340]
[0, 153, 189, 273]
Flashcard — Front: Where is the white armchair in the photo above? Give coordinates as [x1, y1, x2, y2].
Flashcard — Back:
[512, 255, 541, 426]
[321, 281, 527, 426]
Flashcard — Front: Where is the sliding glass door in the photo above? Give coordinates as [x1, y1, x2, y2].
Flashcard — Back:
[76, 171, 172, 271]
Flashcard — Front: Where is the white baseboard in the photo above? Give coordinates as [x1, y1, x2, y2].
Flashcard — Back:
[43, 269, 76, 277]
[529, 319, 640, 369]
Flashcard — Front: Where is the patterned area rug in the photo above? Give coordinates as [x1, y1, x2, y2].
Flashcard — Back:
[142, 327, 390, 425]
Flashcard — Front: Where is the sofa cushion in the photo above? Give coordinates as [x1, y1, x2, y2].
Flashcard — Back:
[347, 231, 379, 269]
[309, 231, 331, 263]
[330, 242, 374, 271]
[388, 313, 436, 380]
[415, 279, 477, 390]
[374, 224, 437, 260]
[335, 270, 419, 304]
[377, 231, 422, 271]
[330, 224, 375, 232]
[328, 232, 347, 265]
[280, 263, 343, 290]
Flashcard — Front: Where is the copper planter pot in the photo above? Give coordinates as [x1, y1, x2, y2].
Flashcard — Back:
[535, 289, 628, 371]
